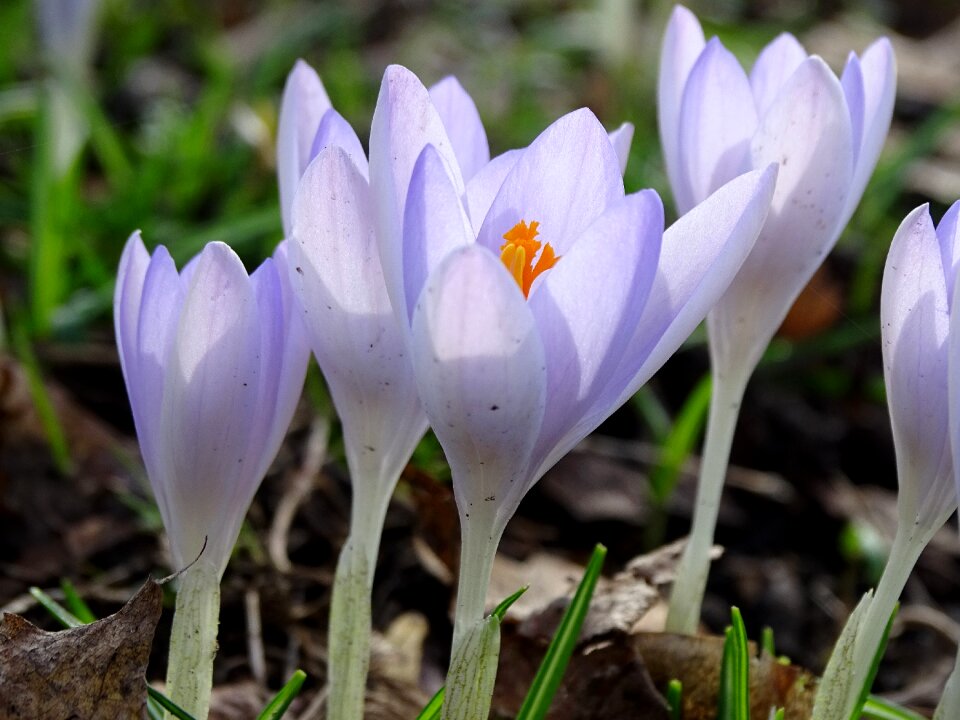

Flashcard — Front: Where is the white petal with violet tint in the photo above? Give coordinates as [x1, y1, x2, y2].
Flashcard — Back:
[476, 109, 623, 257]
[463, 149, 521, 235]
[291, 147, 426, 487]
[658, 4, 705, 213]
[403, 145, 475, 325]
[949, 260, 960, 516]
[160, 243, 261, 570]
[839, 37, 896, 232]
[278, 60, 332, 236]
[882, 205, 951, 525]
[429, 76, 490, 183]
[938, 200, 960, 305]
[247, 251, 309, 484]
[840, 53, 865, 168]
[411, 245, 546, 523]
[310, 108, 369, 180]
[525, 190, 664, 486]
[605, 165, 777, 411]
[749, 33, 807, 117]
[608, 122, 634, 176]
[114, 231, 150, 404]
[134, 244, 184, 493]
[709, 57, 853, 376]
[677, 38, 757, 211]
[369, 65, 465, 329]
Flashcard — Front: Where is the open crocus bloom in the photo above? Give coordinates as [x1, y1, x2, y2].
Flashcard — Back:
[114, 235, 309, 575]
[660, 5, 895, 374]
[370, 64, 777, 640]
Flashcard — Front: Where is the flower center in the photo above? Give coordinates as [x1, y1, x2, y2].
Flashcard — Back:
[499, 220, 559, 298]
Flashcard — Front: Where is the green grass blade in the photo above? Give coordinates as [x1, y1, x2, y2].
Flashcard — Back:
[862, 696, 928, 720]
[771, 709, 784, 720]
[848, 603, 899, 720]
[413, 586, 528, 720]
[60, 578, 96, 624]
[147, 687, 198, 720]
[414, 687, 444, 720]
[761, 626, 775, 657]
[717, 607, 750, 720]
[666, 678, 683, 720]
[515, 543, 607, 720]
[256, 669, 307, 720]
[29, 586, 83, 628]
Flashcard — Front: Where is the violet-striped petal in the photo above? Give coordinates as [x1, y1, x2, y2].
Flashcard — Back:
[278, 60, 332, 236]
[476, 109, 623, 257]
[658, 4, 705, 213]
[677, 38, 757, 211]
[608, 122, 634, 176]
[749, 33, 807, 116]
[410, 245, 546, 521]
[310, 108, 369, 179]
[429, 76, 490, 183]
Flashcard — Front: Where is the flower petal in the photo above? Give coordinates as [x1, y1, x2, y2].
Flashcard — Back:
[310, 108, 369, 180]
[463, 149, 521, 235]
[410, 245, 546, 525]
[291, 146, 427, 490]
[115, 231, 150, 398]
[677, 38, 757, 212]
[710, 56, 853, 375]
[882, 205, 951, 525]
[277, 60, 332, 237]
[160, 242, 261, 570]
[840, 37, 896, 230]
[749, 33, 807, 117]
[840, 52, 865, 168]
[429, 76, 490, 183]
[526, 190, 664, 481]
[476, 108, 623, 257]
[403, 145, 475, 325]
[938, 200, 960, 305]
[608, 165, 778, 407]
[658, 4, 705, 214]
[608, 122, 634, 176]
[370, 65, 465, 330]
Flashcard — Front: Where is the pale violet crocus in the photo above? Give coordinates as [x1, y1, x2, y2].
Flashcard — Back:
[370, 63, 777, 718]
[815, 204, 959, 719]
[277, 61, 495, 720]
[659, 4, 897, 633]
[114, 235, 309, 719]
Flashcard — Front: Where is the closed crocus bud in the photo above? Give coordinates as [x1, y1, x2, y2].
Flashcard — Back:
[370, 61, 776, 716]
[660, 4, 897, 633]
[815, 204, 960, 720]
[114, 234, 308, 717]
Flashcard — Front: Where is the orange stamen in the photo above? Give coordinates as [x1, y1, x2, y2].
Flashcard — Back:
[499, 220, 560, 297]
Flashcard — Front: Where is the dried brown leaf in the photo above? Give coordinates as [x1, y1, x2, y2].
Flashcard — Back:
[0, 580, 162, 719]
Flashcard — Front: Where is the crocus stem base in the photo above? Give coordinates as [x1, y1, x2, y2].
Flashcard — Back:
[165, 559, 221, 720]
[934, 642, 960, 720]
[666, 367, 748, 634]
[441, 615, 501, 720]
[326, 537, 373, 720]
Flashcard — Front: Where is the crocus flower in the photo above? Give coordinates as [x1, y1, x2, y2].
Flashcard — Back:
[660, 4, 896, 633]
[369, 62, 776, 717]
[114, 234, 309, 717]
[814, 203, 959, 720]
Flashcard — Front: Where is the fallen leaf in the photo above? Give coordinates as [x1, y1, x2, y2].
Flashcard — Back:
[0, 579, 162, 719]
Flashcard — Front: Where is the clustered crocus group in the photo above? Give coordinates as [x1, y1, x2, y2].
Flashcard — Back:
[112, 5, 960, 720]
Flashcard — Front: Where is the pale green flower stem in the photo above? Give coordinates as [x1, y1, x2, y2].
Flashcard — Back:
[848, 525, 926, 699]
[165, 559, 221, 720]
[326, 483, 392, 720]
[443, 509, 504, 720]
[934, 643, 960, 720]
[666, 364, 749, 634]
